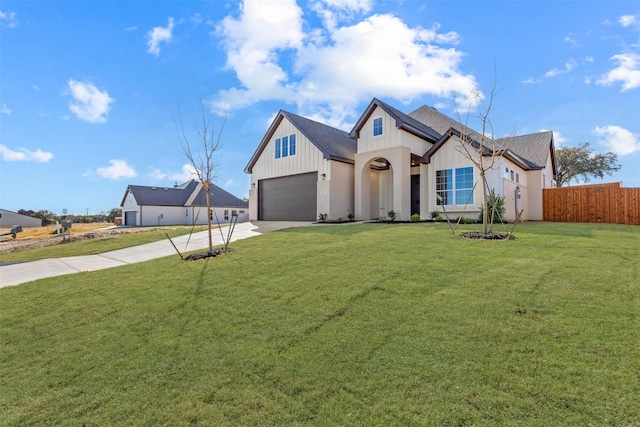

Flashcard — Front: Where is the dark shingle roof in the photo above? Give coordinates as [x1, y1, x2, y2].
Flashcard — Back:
[410, 104, 554, 170]
[245, 110, 357, 173]
[281, 111, 357, 162]
[191, 183, 249, 208]
[123, 180, 247, 208]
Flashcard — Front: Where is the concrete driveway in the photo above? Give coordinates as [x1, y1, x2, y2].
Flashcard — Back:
[0, 221, 313, 289]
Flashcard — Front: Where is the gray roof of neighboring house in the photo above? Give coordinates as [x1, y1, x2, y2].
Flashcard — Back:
[122, 180, 247, 208]
[245, 110, 356, 173]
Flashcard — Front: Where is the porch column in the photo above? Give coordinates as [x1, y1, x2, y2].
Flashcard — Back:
[392, 147, 411, 221]
[354, 153, 371, 221]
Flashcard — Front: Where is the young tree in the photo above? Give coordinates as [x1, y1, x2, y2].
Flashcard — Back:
[175, 100, 225, 253]
[455, 88, 512, 235]
[555, 142, 620, 187]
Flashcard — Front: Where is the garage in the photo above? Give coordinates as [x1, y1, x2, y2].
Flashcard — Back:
[259, 172, 318, 220]
[124, 211, 137, 226]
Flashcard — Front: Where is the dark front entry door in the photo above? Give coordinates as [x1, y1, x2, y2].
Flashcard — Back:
[411, 175, 420, 216]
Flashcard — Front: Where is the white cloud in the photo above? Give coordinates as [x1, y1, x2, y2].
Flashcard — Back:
[0, 144, 54, 162]
[224, 178, 235, 187]
[544, 59, 577, 78]
[66, 80, 115, 123]
[95, 159, 137, 180]
[214, 0, 479, 125]
[147, 167, 167, 181]
[597, 52, 640, 91]
[1, 103, 11, 114]
[0, 10, 18, 28]
[619, 15, 637, 28]
[564, 34, 581, 47]
[594, 125, 640, 155]
[169, 164, 198, 182]
[147, 17, 175, 56]
[542, 129, 568, 146]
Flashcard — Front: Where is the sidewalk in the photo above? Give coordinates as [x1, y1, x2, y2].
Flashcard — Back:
[0, 222, 288, 289]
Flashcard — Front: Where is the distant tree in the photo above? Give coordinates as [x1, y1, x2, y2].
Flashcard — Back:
[555, 142, 621, 187]
[33, 210, 56, 225]
[107, 208, 122, 223]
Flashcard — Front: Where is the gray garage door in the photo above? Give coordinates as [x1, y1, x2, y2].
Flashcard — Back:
[124, 211, 137, 226]
[259, 172, 318, 221]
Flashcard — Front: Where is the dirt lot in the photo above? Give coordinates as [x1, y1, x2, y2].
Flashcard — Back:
[0, 223, 183, 254]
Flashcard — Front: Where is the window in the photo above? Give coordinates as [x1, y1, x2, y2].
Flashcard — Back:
[373, 117, 383, 136]
[516, 173, 520, 183]
[436, 169, 452, 205]
[504, 167, 509, 179]
[224, 210, 229, 221]
[436, 167, 474, 205]
[275, 134, 296, 158]
[510, 170, 515, 181]
[232, 210, 237, 217]
[455, 167, 474, 205]
[289, 134, 296, 155]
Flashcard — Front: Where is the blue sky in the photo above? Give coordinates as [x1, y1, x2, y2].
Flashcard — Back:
[1, 0, 639, 215]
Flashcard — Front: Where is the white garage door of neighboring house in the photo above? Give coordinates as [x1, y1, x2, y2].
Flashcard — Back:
[124, 211, 137, 226]
[259, 172, 318, 221]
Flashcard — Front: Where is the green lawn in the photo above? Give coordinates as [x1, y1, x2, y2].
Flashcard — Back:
[1, 222, 638, 426]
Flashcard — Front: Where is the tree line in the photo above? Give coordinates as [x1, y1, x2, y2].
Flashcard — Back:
[17, 208, 122, 225]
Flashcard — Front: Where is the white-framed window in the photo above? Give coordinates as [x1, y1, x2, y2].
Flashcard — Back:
[504, 167, 509, 179]
[436, 167, 474, 205]
[275, 134, 296, 158]
[224, 209, 229, 220]
[510, 170, 515, 181]
[373, 117, 383, 136]
[516, 173, 520, 183]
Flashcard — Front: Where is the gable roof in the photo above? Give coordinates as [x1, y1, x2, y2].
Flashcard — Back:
[244, 110, 357, 173]
[349, 98, 441, 142]
[121, 179, 247, 208]
[411, 105, 555, 174]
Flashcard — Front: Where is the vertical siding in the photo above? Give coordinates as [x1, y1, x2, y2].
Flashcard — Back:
[250, 118, 327, 185]
[357, 106, 432, 155]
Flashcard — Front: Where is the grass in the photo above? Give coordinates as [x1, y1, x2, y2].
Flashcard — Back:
[0, 222, 638, 426]
[0, 226, 207, 263]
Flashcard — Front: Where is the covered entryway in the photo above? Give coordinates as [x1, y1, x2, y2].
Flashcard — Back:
[258, 172, 318, 220]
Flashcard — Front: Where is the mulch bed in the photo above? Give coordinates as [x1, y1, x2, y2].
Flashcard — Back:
[184, 248, 228, 261]
[460, 231, 513, 240]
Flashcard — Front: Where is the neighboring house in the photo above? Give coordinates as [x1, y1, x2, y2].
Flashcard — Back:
[246, 98, 556, 222]
[120, 179, 248, 226]
[0, 209, 43, 228]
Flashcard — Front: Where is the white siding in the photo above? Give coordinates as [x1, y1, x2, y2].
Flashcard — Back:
[357, 106, 432, 156]
[250, 118, 327, 184]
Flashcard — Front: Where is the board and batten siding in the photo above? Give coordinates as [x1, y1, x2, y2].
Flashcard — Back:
[357, 107, 432, 156]
[250, 119, 329, 184]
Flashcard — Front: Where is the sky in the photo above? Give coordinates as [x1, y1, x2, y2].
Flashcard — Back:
[1, 0, 639, 216]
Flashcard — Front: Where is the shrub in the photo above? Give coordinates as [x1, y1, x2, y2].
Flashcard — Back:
[387, 210, 396, 222]
[431, 211, 439, 219]
[479, 190, 506, 224]
[318, 213, 327, 222]
[434, 215, 443, 222]
[411, 213, 420, 222]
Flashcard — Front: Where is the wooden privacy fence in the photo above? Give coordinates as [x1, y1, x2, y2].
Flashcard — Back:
[543, 182, 640, 226]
